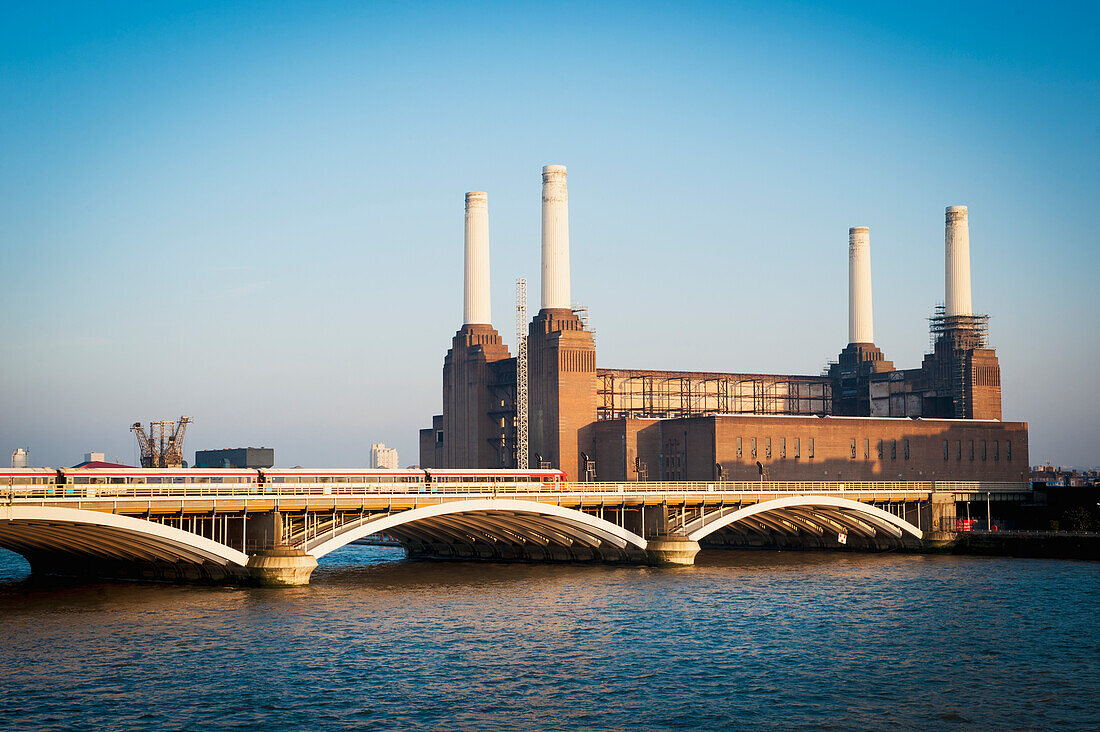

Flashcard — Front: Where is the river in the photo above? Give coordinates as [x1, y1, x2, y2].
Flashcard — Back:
[0, 547, 1097, 730]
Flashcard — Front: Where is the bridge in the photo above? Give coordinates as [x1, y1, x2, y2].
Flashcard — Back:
[0, 470, 1029, 585]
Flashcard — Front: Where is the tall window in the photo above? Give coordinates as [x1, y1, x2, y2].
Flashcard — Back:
[850, 439, 857, 459]
[751, 437, 757, 459]
[808, 438, 815, 459]
[994, 440, 999, 461]
[737, 437, 743, 459]
[904, 439, 910, 460]
[794, 438, 800, 458]
[765, 437, 772, 459]
[1007, 440, 1012, 461]
[981, 440, 987, 461]
[969, 441, 975, 461]
[864, 439, 870, 459]
[891, 440, 897, 460]
[944, 440, 949, 461]
[780, 437, 786, 459]
[877, 440, 884, 459]
[956, 440, 962, 460]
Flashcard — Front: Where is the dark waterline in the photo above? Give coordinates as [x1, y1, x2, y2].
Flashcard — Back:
[0, 547, 1097, 731]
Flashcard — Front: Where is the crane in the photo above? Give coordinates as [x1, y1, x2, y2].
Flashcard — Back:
[131, 416, 192, 468]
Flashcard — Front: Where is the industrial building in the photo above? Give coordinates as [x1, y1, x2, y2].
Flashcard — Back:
[194, 447, 274, 469]
[419, 165, 1027, 483]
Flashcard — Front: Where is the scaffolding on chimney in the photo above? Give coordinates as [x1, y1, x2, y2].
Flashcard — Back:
[928, 304, 990, 418]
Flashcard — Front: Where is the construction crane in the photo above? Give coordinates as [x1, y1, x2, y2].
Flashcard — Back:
[515, 278, 528, 469]
[131, 416, 192, 468]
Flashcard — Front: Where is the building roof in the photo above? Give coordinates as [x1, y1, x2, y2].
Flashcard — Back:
[70, 460, 133, 469]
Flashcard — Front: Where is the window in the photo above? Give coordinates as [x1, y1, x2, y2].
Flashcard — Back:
[737, 437, 743, 459]
[436, 431, 443, 444]
[994, 440, 999, 461]
[808, 438, 815, 459]
[1007, 440, 1012, 461]
[877, 440, 884, 459]
[891, 440, 897, 460]
[944, 440, 949, 461]
[904, 439, 910, 460]
[780, 438, 786, 459]
[850, 439, 857, 460]
[969, 441, 974, 461]
[981, 441, 987, 461]
[751, 437, 757, 459]
[765, 437, 772, 459]
[864, 439, 870, 459]
[956, 440, 962, 460]
[794, 438, 800, 458]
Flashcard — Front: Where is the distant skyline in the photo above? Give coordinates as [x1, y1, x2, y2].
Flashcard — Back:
[1, 1, 1097, 468]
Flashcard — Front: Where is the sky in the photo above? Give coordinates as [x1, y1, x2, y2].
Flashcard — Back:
[1, 1, 1097, 469]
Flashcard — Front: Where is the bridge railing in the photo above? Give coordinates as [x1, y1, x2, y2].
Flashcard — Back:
[0, 479, 1030, 503]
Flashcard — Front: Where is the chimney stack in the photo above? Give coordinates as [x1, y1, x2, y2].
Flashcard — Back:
[848, 226, 874, 344]
[945, 205, 972, 317]
[541, 164, 571, 310]
[463, 191, 491, 325]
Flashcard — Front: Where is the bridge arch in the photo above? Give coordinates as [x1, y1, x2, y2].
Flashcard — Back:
[0, 505, 250, 571]
[684, 495, 923, 544]
[305, 498, 649, 559]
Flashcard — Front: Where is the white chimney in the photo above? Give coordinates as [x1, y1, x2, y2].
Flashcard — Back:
[463, 191, 491, 325]
[945, 205, 973, 317]
[541, 164, 571, 310]
[848, 226, 874, 344]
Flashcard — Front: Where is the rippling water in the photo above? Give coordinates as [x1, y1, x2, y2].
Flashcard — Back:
[0, 547, 1097, 730]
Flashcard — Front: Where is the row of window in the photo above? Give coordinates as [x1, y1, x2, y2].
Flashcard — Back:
[267, 476, 420, 484]
[737, 437, 815, 460]
[943, 439, 1012, 462]
[732, 437, 930, 462]
[71, 476, 258, 485]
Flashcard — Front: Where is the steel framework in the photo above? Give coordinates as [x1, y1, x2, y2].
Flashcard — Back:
[515, 279, 528, 469]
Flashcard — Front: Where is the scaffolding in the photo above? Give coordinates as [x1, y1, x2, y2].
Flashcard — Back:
[596, 369, 831, 420]
[928, 304, 990, 418]
[515, 279, 528, 469]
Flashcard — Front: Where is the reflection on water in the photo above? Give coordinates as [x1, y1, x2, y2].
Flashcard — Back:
[0, 546, 1097, 730]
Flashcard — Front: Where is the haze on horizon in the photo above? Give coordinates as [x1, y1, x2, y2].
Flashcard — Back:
[1, 1, 1097, 469]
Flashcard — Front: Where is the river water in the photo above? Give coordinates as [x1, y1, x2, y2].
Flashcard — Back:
[0, 547, 1097, 730]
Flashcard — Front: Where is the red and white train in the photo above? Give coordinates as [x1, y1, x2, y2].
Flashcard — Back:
[0, 467, 568, 496]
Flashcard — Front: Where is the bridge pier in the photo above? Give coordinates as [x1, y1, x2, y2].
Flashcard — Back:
[245, 547, 317, 587]
[923, 492, 959, 547]
[644, 535, 701, 566]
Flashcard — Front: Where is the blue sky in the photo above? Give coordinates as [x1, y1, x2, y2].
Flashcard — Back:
[1, 1, 1097, 468]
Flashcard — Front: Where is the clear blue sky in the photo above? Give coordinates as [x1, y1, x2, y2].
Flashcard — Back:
[1, 1, 1097, 468]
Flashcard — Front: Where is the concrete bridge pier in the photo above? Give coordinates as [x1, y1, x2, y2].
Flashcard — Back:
[923, 492, 959, 547]
[246, 547, 317, 587]
[644, 535, 701, 566]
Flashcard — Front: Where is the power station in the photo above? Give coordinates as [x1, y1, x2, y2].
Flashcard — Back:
[419, 166, 1027, 483]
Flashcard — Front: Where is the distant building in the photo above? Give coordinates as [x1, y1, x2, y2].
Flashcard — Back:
[370, 443, 399, 469]
[194, 447, 274, 469]
[84, 452, 105, 464]
[11, 448, 29, 469]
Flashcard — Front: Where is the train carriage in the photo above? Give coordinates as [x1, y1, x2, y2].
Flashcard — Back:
[259, 468, 427, 494]
[424, 468, 567, 493]
[0, 468, 61, 498]
[57, 467, 259, 498]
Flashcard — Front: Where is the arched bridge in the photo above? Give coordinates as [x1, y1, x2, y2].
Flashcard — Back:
[1, 475, 1029, 585]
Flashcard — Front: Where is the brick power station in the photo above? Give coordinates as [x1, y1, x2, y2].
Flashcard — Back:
[420, 166, 1027, 483]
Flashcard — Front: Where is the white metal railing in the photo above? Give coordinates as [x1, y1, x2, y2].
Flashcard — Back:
[0, 479, 1030, 503]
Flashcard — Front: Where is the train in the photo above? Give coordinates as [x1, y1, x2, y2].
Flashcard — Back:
[0, 467, 568, 496]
